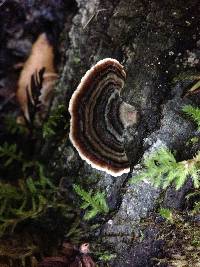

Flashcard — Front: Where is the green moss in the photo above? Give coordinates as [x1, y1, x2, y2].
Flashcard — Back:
[0, 142, 23, 167]
[155, 210, 200, 266]
[0, 64, 104, 265]
[0, 105, 78, 264]
[173, 71, 200, 83]
[191, 201, 200, 215]
[183, 105, 200, 131]
[132, 100, 200, 189]
[4, 115, 28, 135]
[73, 184, 109, 220]
[96, 251, 117, 262]
[73, 56, 81, 64]
[187, 136, 199, 145]
[159, 208, 174, 224]
[0, 163, 71, 236]
[131, 147, 200, 189]
[42, 104, 68, 139]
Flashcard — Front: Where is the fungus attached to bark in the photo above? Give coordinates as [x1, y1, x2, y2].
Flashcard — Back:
[16, 33, 57, 122]
[69, 58, 139, 176]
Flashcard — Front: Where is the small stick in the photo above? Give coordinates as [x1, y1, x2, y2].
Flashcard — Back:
[83, 9, 108, 29]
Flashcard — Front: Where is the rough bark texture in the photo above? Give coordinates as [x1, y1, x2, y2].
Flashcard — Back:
[57, 0, 200, 266]
[1, 0, 200, 266]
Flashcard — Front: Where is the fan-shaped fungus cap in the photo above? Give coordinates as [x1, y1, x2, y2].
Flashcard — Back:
[69, 58, 139, 176]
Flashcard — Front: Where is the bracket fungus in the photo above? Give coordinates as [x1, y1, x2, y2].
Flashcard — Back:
[69, 58, 139, 176]
[16, 33, 58, 122]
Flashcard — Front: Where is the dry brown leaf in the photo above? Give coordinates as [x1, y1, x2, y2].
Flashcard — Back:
[38, 243, 96, 267]
[16, 33, 57, 121]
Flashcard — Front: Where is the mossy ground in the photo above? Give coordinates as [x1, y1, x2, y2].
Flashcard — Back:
[155, 211, 200, 266]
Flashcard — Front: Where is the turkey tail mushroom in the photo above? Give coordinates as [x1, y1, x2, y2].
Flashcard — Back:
[68, 58, 139, 176]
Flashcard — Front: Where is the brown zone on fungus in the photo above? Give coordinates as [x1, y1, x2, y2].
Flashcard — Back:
[69, 58, 139, 176]
[16, 33, 58, 121]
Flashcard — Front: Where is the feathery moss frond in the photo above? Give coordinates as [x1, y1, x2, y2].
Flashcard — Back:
[4, 115, 28, 135]
[73, 184, 109, 220]
[159, 208, 174, 223]
[182, 105, 200, 130]
[43, 104, 68, 139]
[131, 148, 200, 190]
[0, 143, 23, 166]
[0, 162, 72, 236]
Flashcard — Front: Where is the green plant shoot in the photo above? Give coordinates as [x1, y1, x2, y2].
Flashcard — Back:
[73, 184, 109, 220]
[131, 148, 200, 190]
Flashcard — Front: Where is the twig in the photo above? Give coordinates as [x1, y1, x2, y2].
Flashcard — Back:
[83, 9, 108, 29]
